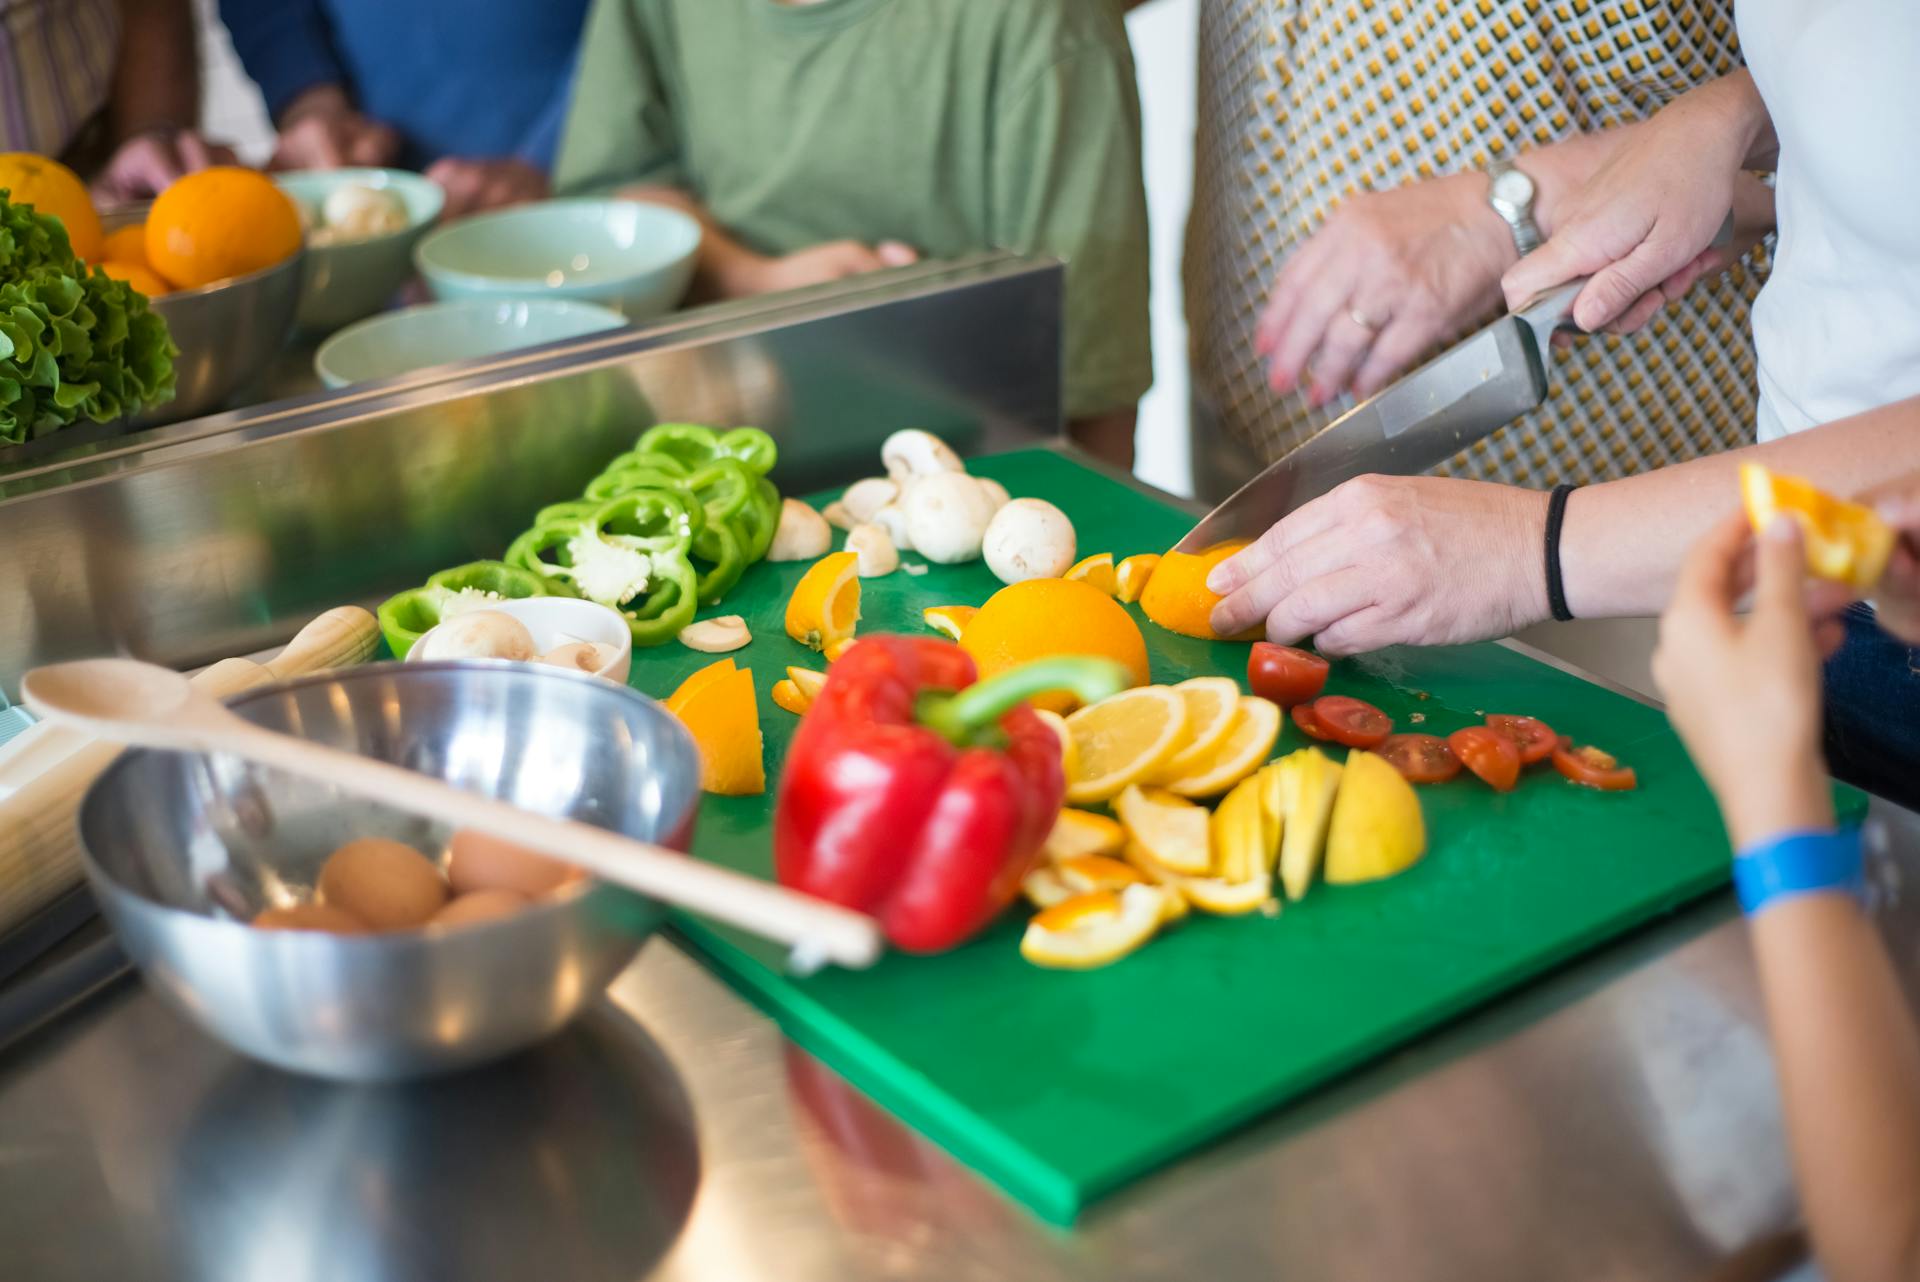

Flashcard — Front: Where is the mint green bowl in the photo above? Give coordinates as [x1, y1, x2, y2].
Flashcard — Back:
[313, 297, 627, 388]
[413, 198, 700, 319]
[275, 168, 444, 334]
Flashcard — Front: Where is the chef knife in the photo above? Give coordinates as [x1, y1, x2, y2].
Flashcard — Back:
[1176, 218, 1735, 552]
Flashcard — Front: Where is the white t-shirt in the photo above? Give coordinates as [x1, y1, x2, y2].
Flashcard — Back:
[1739, 0, 1920, 441]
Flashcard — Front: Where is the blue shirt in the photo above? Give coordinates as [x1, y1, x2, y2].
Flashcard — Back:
[219, 0, 590, 170]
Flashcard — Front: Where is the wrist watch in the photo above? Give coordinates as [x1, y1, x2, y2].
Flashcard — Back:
[1486, 159, 1542, 256]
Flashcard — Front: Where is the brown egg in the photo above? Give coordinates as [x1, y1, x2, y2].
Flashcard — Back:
[317, 837, 449, 931]
[446, 829, 576, 898]
[430, 889, 530, 929]
[251, 902, 369, 934]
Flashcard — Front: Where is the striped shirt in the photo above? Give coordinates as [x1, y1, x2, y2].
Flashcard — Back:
[0, 0, 120, 157]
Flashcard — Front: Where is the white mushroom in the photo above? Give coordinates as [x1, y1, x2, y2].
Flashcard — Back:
[902, 471, 998, 564]
[840, 477, 899, 524]
[767, 498, 833, 562]
[845, 523, 900, 577]
[881, 429, 964, 483]
[821, 501, 855, 531]
[539, 641, 618, 674]
[977, 478, 1011, 510]
[418, 610, 537, 662]
[871, 501, 914, 553]
[982, 498, 1077, 584]
[678, 615, 752, 653]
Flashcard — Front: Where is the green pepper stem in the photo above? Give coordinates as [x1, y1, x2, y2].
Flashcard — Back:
[919, 656, 1132, 745]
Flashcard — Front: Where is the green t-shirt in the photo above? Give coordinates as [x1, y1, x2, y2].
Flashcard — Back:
[556, 0, 1152, 419]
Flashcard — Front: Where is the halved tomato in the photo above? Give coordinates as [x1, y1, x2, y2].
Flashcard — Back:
[1485, 714, 1557, 766]
[1447, 726, 1521, 792]
[1248, 643, 1329, 707]
[1553, 742, 1637, 791]
[1377, 733, 1461, 783]
[1291, 701, 1330, 741]
[1309, 696, 1392, 749]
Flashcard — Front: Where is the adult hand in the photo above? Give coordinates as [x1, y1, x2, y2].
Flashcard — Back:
[1652, 515, 1836, 845]
[1205, 474, 1549, 655]
[93, 128, 237, 202]
[731, 240, 919, 297]
[269, 85, 401, 171]
[1255, 172, 1515, 405]
[425, 157, 548, 218]
[1501, 79, 1767, 334]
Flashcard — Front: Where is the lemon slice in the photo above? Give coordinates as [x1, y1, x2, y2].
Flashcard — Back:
[785, 551, 860, 652]
[1042, 807, 1126, 861]
[1055, 853, 1147, 894]
[1180, 876, 1277, 916]
[1160, 696, 1283, 798]
[1065, 552, 1120, 596]
[1153, 677, 1243, 782]
[1022, 864, 1073, 909]
[1115, 553, 1161, 603]
[1119, 842, 1194, 922]
[921, 604, 978, 641]
[1064, 685, 1189, 804]
[1019, 885, 1167, 969]
[1114, 784, 1211, 874]
[1032, 708, 1077, 777]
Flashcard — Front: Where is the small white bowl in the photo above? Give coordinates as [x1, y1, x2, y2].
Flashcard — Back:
[406, 597, 632, 684]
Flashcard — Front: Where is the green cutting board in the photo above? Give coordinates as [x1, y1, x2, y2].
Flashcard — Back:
[625, 449, 1844, 1224]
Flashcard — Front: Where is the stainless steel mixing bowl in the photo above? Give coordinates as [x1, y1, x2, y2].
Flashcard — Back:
[76, 662, 700, 1081]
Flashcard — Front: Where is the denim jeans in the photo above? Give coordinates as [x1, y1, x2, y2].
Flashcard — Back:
[1824, 603, 1920, 812]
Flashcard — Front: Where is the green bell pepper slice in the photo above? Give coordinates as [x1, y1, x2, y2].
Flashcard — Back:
[740, 476, 781, 562]
[583, 461, 686, 503]
[377, 560, 551, 658]
[634, 423, 722, 473]
[623, 554, 699, 646]
[690, 516, 748, 604]
[715, 426, 777, 476]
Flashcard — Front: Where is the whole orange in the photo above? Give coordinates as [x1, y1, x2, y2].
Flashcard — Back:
[96, 259, 170, 298]
[960, 578, 1151, 713]
[0, 153, 103, 261]
[101, 223, 150, 267]
[145, 167, 301, 290]
[1138, 542, 1265, 641]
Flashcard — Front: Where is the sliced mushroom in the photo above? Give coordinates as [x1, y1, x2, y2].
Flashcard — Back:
[821, 501, 855, 531]
[418, 610, 536, 662]
[539, 641, 618, 673]
[840, 477, 899, 525]
[902, 471, 998, 564]
[881, 429, 964, 483]
[768, 498, 833, 561]
[678, 615, 752, 653]
[982, 498, 1077, 584]
[845, 522, 900, 577]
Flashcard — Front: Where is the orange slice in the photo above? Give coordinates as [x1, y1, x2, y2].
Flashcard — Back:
[1114, 785, 1211, 874]
[1138, 542, 1264, 641]
[1055, 853, 1147, 894]
[1152, 677, 1242, 782]
[1063, 685, 1188, 804]
[771, 678, 810, 716]
[1019, 885, 1167, 969]
[1065, 552, 1119, 596]
[664, 658, 736, 716]
[785, 551, 861, 652]
[1042, 808, 1126, 862]
[1115, 553, 1161, 603]
[921, 604, 978, 641]
[1739, 462, 1895, 590]
[1159, 696, 1282, 798]
[1022, 864, 1073, 909]
[1180, 875, 1277, 916]
[670, 664, 765, 795]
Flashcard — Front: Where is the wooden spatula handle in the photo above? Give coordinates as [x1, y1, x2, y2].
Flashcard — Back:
[264, 605, 379, 679]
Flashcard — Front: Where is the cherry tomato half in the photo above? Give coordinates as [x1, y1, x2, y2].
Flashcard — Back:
[1485, 714, 1558, 766]
[1553, 742, 1638, 791]
[1310, 696, 1392, 749]
[1447, 726, 1522, 792]
[1291, 701, 1331, 741]
[1377, 733, 1461, 784]
[1248, 643, 1330, 707]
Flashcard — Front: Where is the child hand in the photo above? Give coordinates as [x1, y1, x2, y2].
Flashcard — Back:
[740, 240, 919, 295]
[1652, 513, 1835, 847]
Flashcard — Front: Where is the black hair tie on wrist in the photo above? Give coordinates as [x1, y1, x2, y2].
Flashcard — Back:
[1545, 483, 1576, 622]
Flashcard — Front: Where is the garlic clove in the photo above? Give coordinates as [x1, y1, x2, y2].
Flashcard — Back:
[846, 522, 901, 577]
[822, 501, 855, 531]
[982, 497, 1077, 585]
[678, 615, 752, 653]
[768, 498, 833, 561]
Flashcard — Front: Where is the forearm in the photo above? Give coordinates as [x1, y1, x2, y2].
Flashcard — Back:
[1561, 393, 1920, 617]
[614, 184, 764, 298]
[110, 0, 199, 140]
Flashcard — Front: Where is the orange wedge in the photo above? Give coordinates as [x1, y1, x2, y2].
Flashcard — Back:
[1180, 875, 1277, 916]
[1138, 542, 1264, 641]
[1114, 785, 1211, 874]
[1022, 864, 1073, 909]
[670, 663, 765, 795]
[1739, 462, 1895, 590]
[1042, 808, 1127, 862]
[664, 658, 736, 716]
[786, 551, 861, 652]
[1159, 696, 1282, 798]
[1115, 553, 1161, 603]
[1055, 853, 1148, 895]
[1063, 685, 1189, 804]
[1019, 885, 1167, 969]
[788, 666, 828, 701]
[771, 679, 810, 716]
[1152, 677, 1242, 782]
[1065, 552, 1119, 596]
[921, 604, 978, 641]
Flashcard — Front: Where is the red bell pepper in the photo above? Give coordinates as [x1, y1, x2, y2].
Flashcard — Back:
[773, 635, 1130, 953]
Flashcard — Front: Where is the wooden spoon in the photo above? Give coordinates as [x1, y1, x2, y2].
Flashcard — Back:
[23, 658, 884, 970]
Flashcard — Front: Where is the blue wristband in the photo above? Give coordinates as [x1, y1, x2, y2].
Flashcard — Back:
[1733, 827, 1865, 915]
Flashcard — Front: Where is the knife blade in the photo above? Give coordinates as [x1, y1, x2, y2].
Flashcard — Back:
[1175, 279, 1577, 552]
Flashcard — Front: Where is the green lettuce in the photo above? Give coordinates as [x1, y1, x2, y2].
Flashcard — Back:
[0, 190, 176, 445]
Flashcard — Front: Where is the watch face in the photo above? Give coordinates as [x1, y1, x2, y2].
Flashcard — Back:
[1491, 167, 1535, 210]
